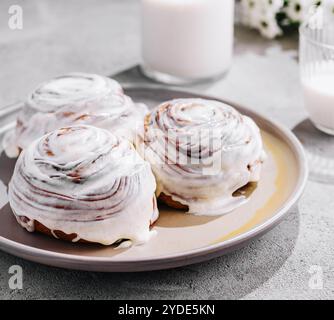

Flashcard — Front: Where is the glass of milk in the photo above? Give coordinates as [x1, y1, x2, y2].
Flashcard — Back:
[300, 5, 334, 135]
[140, 0, 234, 85]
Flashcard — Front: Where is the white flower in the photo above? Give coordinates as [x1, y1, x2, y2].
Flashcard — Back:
[257, 11, 283, 38]
[306, 0, 334, 29]
[236, 0, 334, 38]
[238, 0, 284, 38]
[239, 0, 260, 27]
[284, 0, 318, 23]
[267, 0, 285, 11]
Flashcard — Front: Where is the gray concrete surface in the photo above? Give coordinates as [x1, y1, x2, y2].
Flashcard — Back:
[0, 0, 333, 300]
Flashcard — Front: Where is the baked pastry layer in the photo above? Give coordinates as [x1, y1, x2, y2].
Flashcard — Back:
[3, 72, 148, 157]
[8, 125, 158, 246]
[140, 98, 266, 216]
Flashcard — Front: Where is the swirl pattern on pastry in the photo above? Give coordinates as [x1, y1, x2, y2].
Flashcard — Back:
[3, 73, 148, 157]
[140, 98, 266, 215]
[8, 125, 158, 246]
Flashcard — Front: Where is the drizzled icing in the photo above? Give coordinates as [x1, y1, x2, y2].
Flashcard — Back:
[3, 73, 148, 158]
[8, 125, 158, 246]
[140, 98, 266, 216]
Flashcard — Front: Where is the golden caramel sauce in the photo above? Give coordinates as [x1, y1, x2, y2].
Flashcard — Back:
[211, 130, 294, 244]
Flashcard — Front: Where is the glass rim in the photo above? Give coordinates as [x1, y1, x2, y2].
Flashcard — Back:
[299, 23, 334, 50]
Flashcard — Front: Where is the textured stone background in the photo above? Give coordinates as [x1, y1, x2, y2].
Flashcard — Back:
[0, 0, 333, 300]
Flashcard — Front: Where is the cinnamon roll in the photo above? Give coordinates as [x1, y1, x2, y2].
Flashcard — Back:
[140, 98, 266, 216]
[8, 125, 158, 246]
[3, 73, 148, 158]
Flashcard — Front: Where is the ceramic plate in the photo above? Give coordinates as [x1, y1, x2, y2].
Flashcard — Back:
[0, 87, 308, 272]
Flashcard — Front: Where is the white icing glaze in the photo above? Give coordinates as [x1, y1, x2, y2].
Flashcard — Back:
[3, 73, 148, 158]
[140, 98, 266, 216]
[9, 125, 158, 246]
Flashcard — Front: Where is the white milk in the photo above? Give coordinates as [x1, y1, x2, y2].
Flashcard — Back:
[302, 64, 334, 134]
[141, 0, 234, 83]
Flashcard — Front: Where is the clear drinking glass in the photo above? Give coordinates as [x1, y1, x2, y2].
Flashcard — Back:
[299, 5, 334, 135]
[296, 4, 334, 184]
